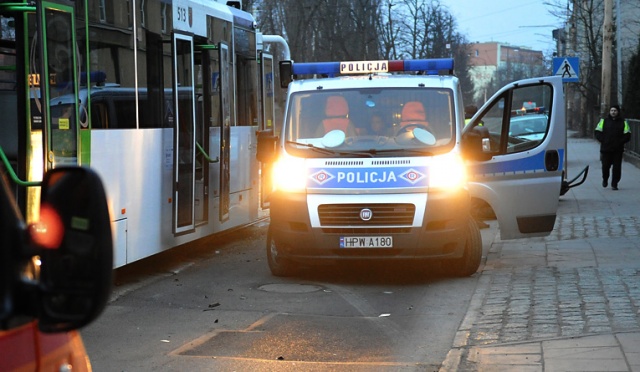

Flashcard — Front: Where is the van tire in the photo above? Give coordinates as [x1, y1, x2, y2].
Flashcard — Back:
[446, 217, 482, 277]
[266, 229, 296, 277]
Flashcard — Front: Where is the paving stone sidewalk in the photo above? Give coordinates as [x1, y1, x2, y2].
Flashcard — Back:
[441, 137, 640, 371]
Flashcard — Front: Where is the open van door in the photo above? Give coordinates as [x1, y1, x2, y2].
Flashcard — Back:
[462, 76, 565, 240]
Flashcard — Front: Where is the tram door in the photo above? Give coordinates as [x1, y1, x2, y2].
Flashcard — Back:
[259, 52, 275, 209]
[38, 2, 81, 170]
[172, 33, 196, 235]
[194, 45, 212, 228]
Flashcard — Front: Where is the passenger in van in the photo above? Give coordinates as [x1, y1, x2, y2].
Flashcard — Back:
[400, 101, 429, 129]
[316, 95, 357, 137]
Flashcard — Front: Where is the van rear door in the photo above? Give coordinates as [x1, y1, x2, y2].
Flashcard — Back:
[464, 76, 565, 239]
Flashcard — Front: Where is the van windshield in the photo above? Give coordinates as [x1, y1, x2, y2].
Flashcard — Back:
[284, 88, 456, 157]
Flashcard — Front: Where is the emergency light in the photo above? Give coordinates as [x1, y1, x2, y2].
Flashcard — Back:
[279, 58, 455, 87]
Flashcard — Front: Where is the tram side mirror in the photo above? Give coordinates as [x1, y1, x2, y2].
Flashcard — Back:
[279, 60, 293, 88]
[35, 167, 113, 333]
[256, 130, 278, 163]
[461, 125, 493, 161]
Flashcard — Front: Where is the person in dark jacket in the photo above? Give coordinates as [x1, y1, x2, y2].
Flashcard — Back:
[594, 105, 631, 190]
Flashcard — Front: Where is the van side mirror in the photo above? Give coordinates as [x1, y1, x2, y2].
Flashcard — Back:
[256, 130, 278, 163]
[35, 167, 113, 332]
[461, 125, 493, 161]
[279, 60, 293, 88]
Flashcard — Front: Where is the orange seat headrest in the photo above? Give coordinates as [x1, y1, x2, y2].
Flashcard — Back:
[401, 101, 427, 122]
[325, 96, 349, 118]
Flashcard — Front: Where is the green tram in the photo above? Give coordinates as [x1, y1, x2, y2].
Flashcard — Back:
[0, 0, 281, 267]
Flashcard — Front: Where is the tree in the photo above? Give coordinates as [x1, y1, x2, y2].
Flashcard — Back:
[377, 0, 402, 59]
[545, 0, 640, 135]
[481, 52, 549, 104]
[256, 0, 473, 100]
[256, 0, 382, 62]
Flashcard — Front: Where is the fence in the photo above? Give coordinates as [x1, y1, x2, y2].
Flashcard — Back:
[625, 119, 640, 168]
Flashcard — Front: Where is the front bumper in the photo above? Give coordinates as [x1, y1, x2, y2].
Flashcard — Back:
[269, 189, 470, 264]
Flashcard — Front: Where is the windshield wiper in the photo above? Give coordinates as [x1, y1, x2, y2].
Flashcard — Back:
[286, 141, 379, 157]
[286, 141, 344, 156]
[285, 141, 434, 157]
[374, 148, 433, 156]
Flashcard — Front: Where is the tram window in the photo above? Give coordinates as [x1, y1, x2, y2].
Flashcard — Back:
[139, 96, 162, 129]
[0, 92, 18, 160]
[114, 99, 136, 129]
[91, 102, 108, 129]
[235, 56, 258, 126]
[49, 104, 77, 157]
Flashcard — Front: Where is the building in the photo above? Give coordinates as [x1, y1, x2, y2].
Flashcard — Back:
[468, 42, 545, 104]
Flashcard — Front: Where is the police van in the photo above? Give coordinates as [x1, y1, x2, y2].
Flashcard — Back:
[256, 58, 565, 277]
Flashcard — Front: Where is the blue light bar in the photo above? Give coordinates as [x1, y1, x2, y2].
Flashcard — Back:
[292, 62, 341, 76]
[290, 58, 454, 77]
[400, 58, 454, 75]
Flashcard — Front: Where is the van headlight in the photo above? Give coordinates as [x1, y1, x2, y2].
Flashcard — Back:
[429, 153, 466, 190]
[273, 155, 307, 193]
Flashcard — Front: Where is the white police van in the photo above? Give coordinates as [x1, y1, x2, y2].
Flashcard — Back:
[256, 58, 565, 277]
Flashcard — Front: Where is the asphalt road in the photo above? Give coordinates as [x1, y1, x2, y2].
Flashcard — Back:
[81, 220, 496, 371]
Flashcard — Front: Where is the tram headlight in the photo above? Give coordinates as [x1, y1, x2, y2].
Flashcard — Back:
[429, 153, 466, 190]
[273, 155, 307, 193]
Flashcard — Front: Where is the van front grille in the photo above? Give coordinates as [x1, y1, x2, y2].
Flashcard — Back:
[318, 203, 415, 226]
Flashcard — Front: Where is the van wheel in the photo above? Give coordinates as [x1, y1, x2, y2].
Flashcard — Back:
[445, 217, 482, 277]
[266, 229, 296, 277]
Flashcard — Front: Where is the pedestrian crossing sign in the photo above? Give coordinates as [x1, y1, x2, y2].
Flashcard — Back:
[553, 57, 579, 82]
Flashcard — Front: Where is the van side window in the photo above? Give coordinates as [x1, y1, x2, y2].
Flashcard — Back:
[473, 84, 552, 155]
[475, 97, 506, 154]
[506, 85, 551, 153]
[91, 102, 108, 129]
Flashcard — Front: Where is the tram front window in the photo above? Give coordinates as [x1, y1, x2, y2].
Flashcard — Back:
[49, 103, 78, 161]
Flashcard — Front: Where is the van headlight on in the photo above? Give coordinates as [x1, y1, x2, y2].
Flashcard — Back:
[429, 153, 466, 190]
[273, 155, 307, 193]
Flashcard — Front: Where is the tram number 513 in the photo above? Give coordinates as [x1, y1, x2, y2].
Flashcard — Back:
[176, 6, 188, 23]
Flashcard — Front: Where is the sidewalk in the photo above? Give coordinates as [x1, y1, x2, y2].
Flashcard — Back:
[441, 136, 640, 371]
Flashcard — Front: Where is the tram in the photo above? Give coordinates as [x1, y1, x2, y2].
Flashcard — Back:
[0, 0, 282, 268]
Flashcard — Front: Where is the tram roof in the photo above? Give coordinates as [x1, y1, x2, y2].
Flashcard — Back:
[173, 0, 234, 35]
[228, 6, 256, 30]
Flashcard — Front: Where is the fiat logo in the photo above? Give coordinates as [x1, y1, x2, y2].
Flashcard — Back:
[360, 208, 372, 221]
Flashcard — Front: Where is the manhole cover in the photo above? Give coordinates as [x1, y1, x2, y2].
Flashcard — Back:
[258, 283, 323, 293]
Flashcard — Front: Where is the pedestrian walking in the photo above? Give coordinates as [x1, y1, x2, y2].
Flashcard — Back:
[594, 105, 631, 190]
[464, 105, 478, 126]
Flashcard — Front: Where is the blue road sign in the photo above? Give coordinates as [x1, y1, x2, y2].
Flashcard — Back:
[553, 57, 579, 82]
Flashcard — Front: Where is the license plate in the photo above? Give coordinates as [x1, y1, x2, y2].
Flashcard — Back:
[340, 236, 393, 248]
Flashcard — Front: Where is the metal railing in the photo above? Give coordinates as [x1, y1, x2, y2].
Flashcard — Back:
[627, 119, 640, 157]
[624, 119, 640, 168]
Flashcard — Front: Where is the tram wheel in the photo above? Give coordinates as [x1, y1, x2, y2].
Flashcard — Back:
[266, 229, 296, 277]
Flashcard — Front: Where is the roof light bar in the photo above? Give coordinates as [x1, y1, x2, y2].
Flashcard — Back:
[292, 62, 341, 76]
[291, 58, 454, 76]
